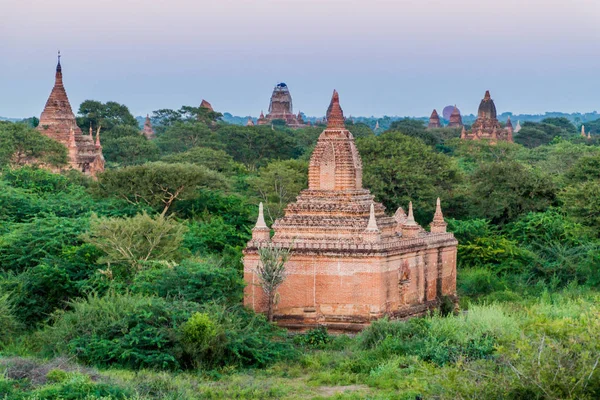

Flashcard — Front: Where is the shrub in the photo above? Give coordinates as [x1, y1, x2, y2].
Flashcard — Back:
[458, 267, 505, 298]
[293, 326, 332, 348]
[0, 293, 21, 345]
[131, 259, 244, 305]
[1, 263, 77, 327]
[41, 293, 201, 370]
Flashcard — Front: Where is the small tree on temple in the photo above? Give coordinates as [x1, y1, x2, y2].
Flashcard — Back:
[256, 243, 291, 322]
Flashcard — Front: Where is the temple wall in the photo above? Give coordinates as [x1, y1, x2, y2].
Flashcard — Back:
[243, 241, 455, 330]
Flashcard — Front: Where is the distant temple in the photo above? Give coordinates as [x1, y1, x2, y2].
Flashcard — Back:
[37, 53, 104, 176]
[448, 106, 463, 128]
[200, 99, 214, 111]
[243, 90, 458, 331]
[461, 90, 513, 143]
[142, 115, 155, 140]
[428, 109, 442, 128]
[257, 83, 305, 128]
[515, 120, 522, 133]
[246, 117, 255, 126]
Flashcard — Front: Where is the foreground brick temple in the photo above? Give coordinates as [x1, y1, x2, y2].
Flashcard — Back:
[243, 91, 458, 331]
[37, 53, 104, 176]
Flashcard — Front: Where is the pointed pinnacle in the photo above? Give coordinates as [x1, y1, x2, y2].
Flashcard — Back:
[366, 203, 379, 231]
[255, 202, 268, 229]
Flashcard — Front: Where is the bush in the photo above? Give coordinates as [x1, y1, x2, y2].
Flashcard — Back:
[458, 268, 505, 298]
[131, 259, 244, 305]
[293, 326, 332, 348]
[42, 293, 201, 370]
[0, 293, 21, 345]
[1, 263, 77, 327]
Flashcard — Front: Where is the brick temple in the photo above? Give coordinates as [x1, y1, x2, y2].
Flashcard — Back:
[257, 83, 306, 128]
[428, 109, 441, 128]
[243, 90, 458, 331]
[142, 114, 155, 140]
[37, 53, 104, 176]
[461, 90, 513, 143]
[448, 106, 463, 128]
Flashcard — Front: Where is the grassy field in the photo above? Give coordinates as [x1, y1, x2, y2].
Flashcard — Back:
[1, 288, 598, 399]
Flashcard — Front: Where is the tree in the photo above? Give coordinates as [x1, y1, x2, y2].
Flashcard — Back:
[95, 162, 228, 216]
[256, 244, 291, 322]
[215, 125, 299, 170]
[560, 182, 600, 231]
[102, 135, 160, 166]
[0, 123, 67, 168]
[247, 159, 308, 223]
[344, 122, 375, 138]
[541, 117, 577, 134]
[161, 146, 245, 176]
[357, 132, 461, 222]
[156, 121, 220, 154]
[466, 161, 557, 224]
[83, 212, 187, 273]
[77, 100, 138, 132]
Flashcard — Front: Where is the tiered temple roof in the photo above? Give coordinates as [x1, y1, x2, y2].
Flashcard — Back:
[257, 83, 306, 128]
[37, 53, 104, 176]
[461, 90, 513, 143]
[243, 90, 458, 330]
[428, 109, 442, 128]
[448, 106, 463, 128]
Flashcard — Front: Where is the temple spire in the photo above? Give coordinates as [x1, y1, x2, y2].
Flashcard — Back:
[402, 201, 420, 238]
[88, 122, 93, 138]
[326, 90, 345, 129]
[582, 125, 586, 137]
[406, 202, 416, 225]
[366, 203, 379, 231]
[484, 90, 491, 100]
[430, 198, 447, 233]
[95, 126, 102, 148]
[251, 202, 270, 241]
[460, 126, 467, 139]
[55, 50, 63, 85]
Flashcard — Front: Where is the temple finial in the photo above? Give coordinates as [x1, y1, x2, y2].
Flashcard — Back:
[366, 203, 379, 231]
[484, 90, 491, 100]
[406, 201, 416, 225]
[95, 126, 102, 148]
[582, 125, 586, 137]
[326, 90, 345, 129]
[89, 122, 93, 138]
[430, 197, 447, 233]
[255, 202, 268, 229]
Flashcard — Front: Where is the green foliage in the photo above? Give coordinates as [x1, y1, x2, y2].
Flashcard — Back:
[560, 181, 600, 231]
[42, 293, 200, 370]
[293, 326, 332, 348]
[102, 135, 160, 166]
[0, 293, 21, 345]
[95, 162, 228, 216]
[358, 132, 460, 222]
[162, 146, 245, 176]
[156, 121, 220, 154]
[466, 161, 556, 224]
[77, 100, 139, 131]
[246, 159, 308, 223]
[0, 123, 67, 168]
[0, 215, 87, 273]
[131, 259, 244, 304]
[1, 264, 77, 327]
[83, 212, 188, 273]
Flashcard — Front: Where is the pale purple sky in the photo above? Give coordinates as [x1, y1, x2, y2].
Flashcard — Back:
[1, 0, 599, 118]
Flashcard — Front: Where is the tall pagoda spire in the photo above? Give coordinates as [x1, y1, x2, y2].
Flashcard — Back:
[326, 90, 345, 129]
[430, 198, 447, 233]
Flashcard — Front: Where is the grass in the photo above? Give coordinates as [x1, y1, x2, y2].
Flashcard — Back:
[1, 289, 599, 399]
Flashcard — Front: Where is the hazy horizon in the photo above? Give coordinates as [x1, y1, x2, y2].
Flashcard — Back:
[1, 0, 599, 118]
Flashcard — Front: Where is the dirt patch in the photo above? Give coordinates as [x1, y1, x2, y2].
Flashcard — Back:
[316, 384, 369, 397]
[0, 356, 100, 385]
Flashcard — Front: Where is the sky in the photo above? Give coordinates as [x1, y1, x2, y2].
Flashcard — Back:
[1, 0, 599, 118]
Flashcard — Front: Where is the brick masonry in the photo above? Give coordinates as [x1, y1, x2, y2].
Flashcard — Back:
[243, 90, 458, 331]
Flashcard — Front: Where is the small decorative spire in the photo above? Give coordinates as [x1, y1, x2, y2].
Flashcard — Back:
[255, 202, 268, 229]
[57, 50, 62, 72]
[95, 126, 102, 148]
[430, 197, 448, 233]
[251, 202, 271, 241]
[582, 125, 586, 137]
[326, 90, 345, 129]
[89, 122, 93, 138]
[405, 202, 417, 226]
[365, 203, 379, 231]
[460, 126, 467, 139]
[588, 131, 591, 139]
[484, 90, 491, 100]
[246, 117, 254, 126]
